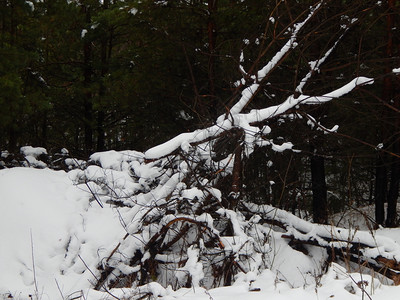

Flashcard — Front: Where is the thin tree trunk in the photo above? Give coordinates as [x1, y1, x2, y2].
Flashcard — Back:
[83, 5, 93, 155]
[8, 127, 16, 153]
[229, 142, 242, 209]
[387, 155, 400, 227]
[96, 0, 110, 152]
[384, 0, 400, 226]
[41, 113, 47, 149]
[97, 110, 105, 152]
[375, 153, 387, 225]
[207, 0, 217, 119]
[311, 152, 328, 224]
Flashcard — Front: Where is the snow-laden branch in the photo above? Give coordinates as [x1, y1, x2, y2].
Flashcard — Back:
[243, 202, 400, 282]
[229, 2, 323, 115]
[144, 2, 376, 160]
[295, 16, 357, 94]
[245, 77, 373, 123]
[145, 76, 373, 159]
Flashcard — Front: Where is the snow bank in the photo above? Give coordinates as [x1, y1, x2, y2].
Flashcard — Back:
[2, 162, 400, 300]
[0, 167, 126, 299]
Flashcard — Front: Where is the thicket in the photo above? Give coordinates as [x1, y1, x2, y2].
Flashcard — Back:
[2, 0, 399, 223]
[2, 0, 400, 292]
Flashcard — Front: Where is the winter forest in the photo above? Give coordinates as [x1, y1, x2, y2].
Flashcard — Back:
[1, 0, 400, 299]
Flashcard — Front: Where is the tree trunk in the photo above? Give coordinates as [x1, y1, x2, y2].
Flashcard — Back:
[384, 0, 400, 227]
[96, 110, 106, 152]
[83, 5, 93, 155]
[228, 142, 242, 209]
[96, 0, 110, 152]
[8, 127, 16, 153]
[41, 112, 47, 149]
[387, 154, 400, 227]
[375, 153, 387, 225]
[207, 0, 218, 119]
[311, 152, 328, 224]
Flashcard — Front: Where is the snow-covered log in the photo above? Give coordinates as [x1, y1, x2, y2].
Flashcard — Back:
[243, 202, 400, 284]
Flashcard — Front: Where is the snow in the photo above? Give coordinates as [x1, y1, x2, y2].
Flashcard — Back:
[129, 7, 138, 15]
[145, 75, 371, 160]
[168, 264, 400, 300]
[145, 14, 372, 161]
[257, 2, 321, 84]
[0, 167, 126, 299]
[0, 168, 79, 297]
[81, 29, 88, 38]
[90, 149, 144, 171]
[175, 246, 204, 287]
[1, 2, 398, 299]
[18, 146, 48, 168]
[2, 160, 400, 300]
[20, 146, 47, 157]
[25, 1, 34, 11]
[271, 141, 293, 152]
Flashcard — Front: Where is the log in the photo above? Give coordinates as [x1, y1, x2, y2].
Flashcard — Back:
[244, 202, 400, 284]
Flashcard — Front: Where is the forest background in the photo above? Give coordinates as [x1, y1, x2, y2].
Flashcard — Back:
[1, 0, 400, 227]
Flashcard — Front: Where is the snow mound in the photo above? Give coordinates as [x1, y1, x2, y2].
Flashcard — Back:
[1, 162, 400, 300]
[0, 167, 126, 299]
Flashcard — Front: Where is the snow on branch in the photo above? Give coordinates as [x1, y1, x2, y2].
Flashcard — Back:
[245, 77, 373, 124]
[225, 2, 323, 116]
[243, 202, 400, 283]
[145, 75, 373, 159]
[295, 17, 357, 94]
[144, 2, 373, 160]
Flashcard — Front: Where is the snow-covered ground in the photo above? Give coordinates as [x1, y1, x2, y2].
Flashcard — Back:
[0, 167, 127, 299]
[1, 165, 400, 300]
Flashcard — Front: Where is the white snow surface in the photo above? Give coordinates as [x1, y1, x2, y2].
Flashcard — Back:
[0, 167, 126, 299]
[1, 165, 400, 299]
[20, 146, 47, 157]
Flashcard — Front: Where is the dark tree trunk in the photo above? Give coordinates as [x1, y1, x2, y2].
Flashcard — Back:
[207, 0, 218, 119]
[96, 0, 110, 152]
[383, 0, 400, 226]
[83, 5, 93, 155]
[97, 110, 106, 152]
[375, 153, 387, 225]
[8, 127, 16, 153]
[41, 113, 47, 149]
[311, 153, 328, 224]
[387, 155, 400, 227]
[228, 142, 242, 210]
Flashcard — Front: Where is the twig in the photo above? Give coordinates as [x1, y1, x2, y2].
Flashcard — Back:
[30, 229, 39, 299]
[55, 278, 65, 300]
[78, 255, 120, 300]
[84, 180, 104, 208]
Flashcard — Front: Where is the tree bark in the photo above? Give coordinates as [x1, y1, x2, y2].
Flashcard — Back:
[83, 5, 93, 155]
[207, 0, 218, 119]
[311, 152, 328, 224]
[375, 153, 387, 225]
[387, 154, 400, 227]
[8, 127, 16, 153]
[96, 0, 110, 152]
[229, 141, 242, 209]
[96, 110, 106, 152]
[383, 0, 400, 227]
